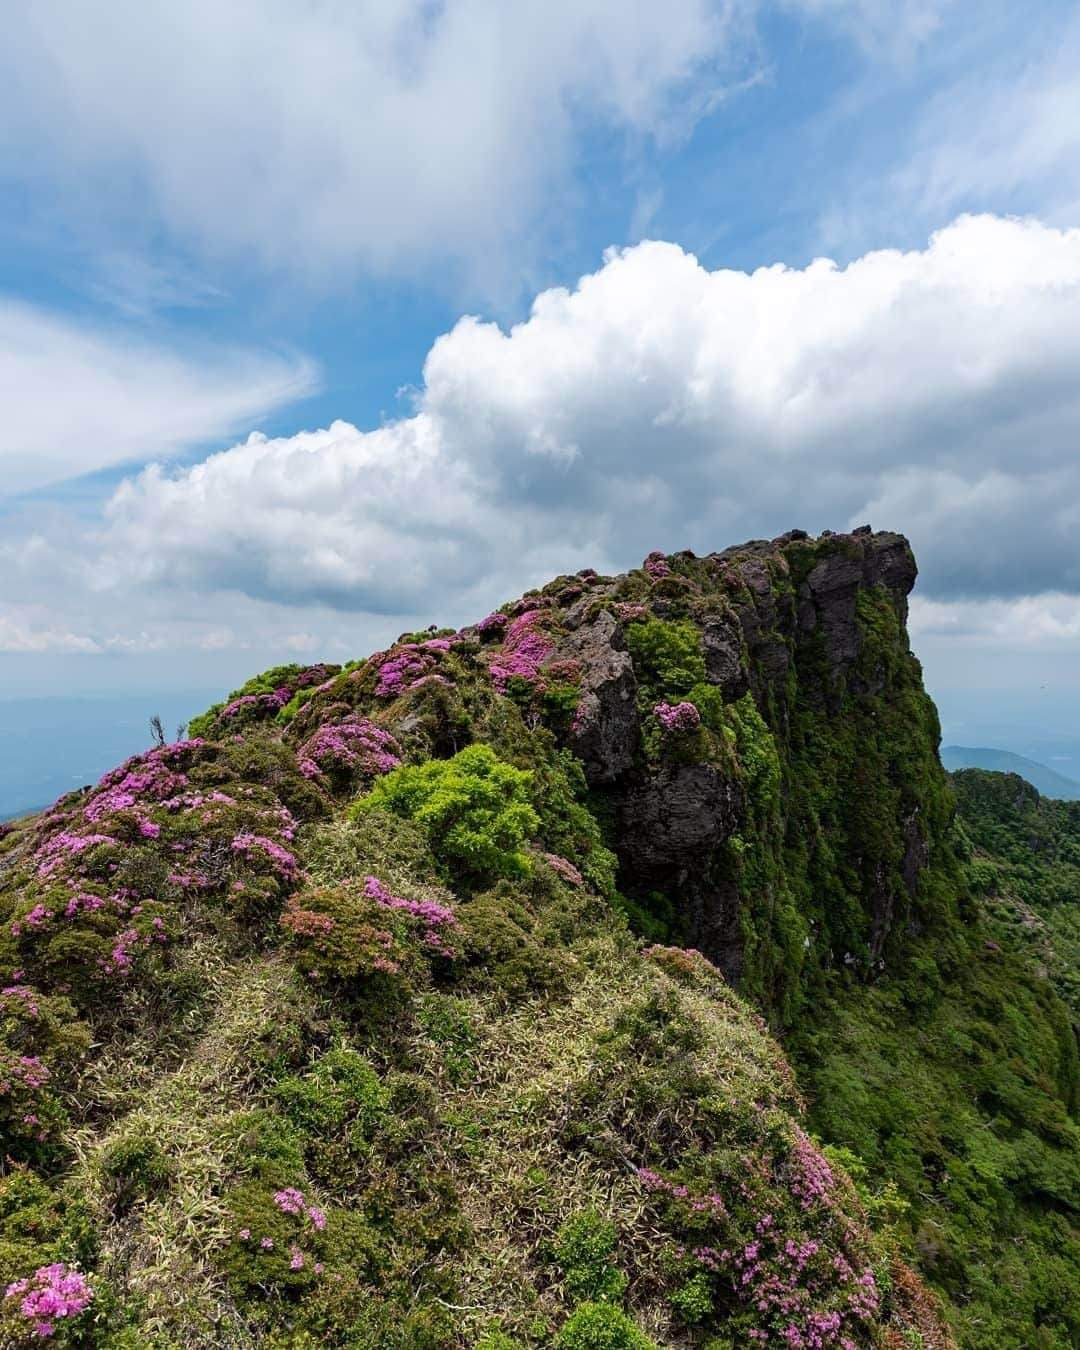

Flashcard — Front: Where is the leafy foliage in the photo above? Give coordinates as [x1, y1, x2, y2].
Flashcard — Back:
[354, 744, 540, 885]
[1, 532, 1073, 1347]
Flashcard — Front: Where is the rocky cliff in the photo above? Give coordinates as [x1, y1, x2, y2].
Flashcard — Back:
[0, 528, 1075, 1348]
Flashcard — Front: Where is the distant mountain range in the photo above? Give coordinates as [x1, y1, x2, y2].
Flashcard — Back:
[942, 745, 1080, 800]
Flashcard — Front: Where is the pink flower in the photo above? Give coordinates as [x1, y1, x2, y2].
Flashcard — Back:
[654, 701, 701, 734]
[273, 1187, 305, 1216]
[4, 1264, 93, 1339]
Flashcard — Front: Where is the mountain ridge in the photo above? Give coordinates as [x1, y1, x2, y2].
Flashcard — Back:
[1, 527, 1075, 1348]
[942, 745, 1080, 800]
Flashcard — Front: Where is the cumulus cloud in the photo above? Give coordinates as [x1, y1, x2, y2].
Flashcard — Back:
[0, 608, 99, 654]
[0, 0, 733, 286]
[95, 214, 1080, 617]
[0, 301, 317, 495]
[0, 1, 956, 288]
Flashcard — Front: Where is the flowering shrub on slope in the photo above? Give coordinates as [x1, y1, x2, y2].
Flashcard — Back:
[2, 1263, 93, 1342]
[488, 611, 556, 692]
[296, 716, 401, 789]
[355, 744, 539, 884]
[654, 701, 702, 734]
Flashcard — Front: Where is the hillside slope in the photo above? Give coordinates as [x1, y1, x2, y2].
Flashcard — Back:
[949, 769, 1080, 1017]
[1, 528, 1075, 1348]
[942, 748, 1080, 801]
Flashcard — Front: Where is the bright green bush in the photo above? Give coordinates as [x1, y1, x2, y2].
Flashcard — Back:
[353, 744, 539, 884]
[624, 619, 705, 699]
[554, 1303, 658, 1349]
[554, 1210, 627, 1304]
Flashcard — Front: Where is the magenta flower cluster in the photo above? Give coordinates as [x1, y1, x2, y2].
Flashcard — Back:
[544, 853, 584, 888]
[4, 1264, 93, 1339]
[363, 875, 457, 957]
[635, 1150, 878, 1348]
[789, 1129, 835, 1211]
[374, 645, 435, 698]
[476, 612, 509, 637]
[230, 834, 298, 879]
[654, 701, 701, 733]
[0, 1053, 50, 1093]
[221, 688, 290, 719]
[637, 1167, 727, 1217]
[297, 716, 401, 783]
[273, 1187, 327, 1229]
[1, 984, 40, 1018]
[644, 550, 672, 578]
[488, 610, 555, 691]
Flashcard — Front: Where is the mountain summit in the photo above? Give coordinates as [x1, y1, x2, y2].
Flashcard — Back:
[1, 529, 1075, 1347]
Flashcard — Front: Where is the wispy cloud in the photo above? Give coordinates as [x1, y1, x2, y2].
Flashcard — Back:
[71, 214, 1080, 624]
[0, 300, 317, 496]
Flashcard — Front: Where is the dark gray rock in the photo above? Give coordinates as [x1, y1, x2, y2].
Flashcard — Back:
[560, 610, 639, 783]
[619, 763, 742, 865]
[701, 614, 747, 699]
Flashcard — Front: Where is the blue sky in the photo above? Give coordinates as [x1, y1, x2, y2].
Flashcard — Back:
[1, 0, 1079, 772]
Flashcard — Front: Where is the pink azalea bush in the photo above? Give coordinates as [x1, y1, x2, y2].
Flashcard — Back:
[634, 1137, 879, 1347]
[3, 1264, 93, 1340]
[279, 875, 457, 990]
[654, 701, 702, 734]
[488, 610, 556, 692]
[644, 550, 672, 578]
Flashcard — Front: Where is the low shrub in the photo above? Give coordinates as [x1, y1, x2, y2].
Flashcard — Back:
[555, 1303, 658, 1349]
[554, 1210, 627, 1304]
[354, 744, 539, 885]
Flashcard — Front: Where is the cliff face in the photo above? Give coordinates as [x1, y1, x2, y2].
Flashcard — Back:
[1, 528, 1075, 1348]
[528, 528, 957, 1012]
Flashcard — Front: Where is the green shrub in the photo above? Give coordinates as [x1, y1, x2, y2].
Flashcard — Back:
[455, 889, 574, 1000]
[555, 1303, 658, 1349]
[278, 884, 418, 1000]
[669, 1271, 713, 1324]
[554, 1210, 627, 1303]
[624, 619, 705, 699]
[274, 1046, 389, 1184]
[99, 1133, 172, 1214]
[353, 744, 539, 884]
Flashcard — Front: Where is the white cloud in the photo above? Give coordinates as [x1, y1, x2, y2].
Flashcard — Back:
[0, 1, 958, 289]
[783, 0, 954, 57]
[0, 608, 99, 654]
[894, 12, 1080, 227]
[0, 301, 317, 496]
[87, 214, 1080, 619]
[911, 594, 1080, 644]
[819, 8, 1080, 254]
[0, 1, 733, 286]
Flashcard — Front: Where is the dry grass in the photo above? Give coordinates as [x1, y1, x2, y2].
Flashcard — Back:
[65, 953, 318, 1347]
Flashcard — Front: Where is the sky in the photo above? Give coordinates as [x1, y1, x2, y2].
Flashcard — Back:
[2, 0, 1079, 775]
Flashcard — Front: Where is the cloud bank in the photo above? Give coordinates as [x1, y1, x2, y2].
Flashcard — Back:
[95, 214, 1080, 627]
[0, 0, 732, 285]
[0, 302, 316, 496]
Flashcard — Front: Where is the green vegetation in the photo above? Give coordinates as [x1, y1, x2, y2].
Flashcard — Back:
[950, 768, 1080, 1015]
[1, 530, 1075, 1347]
[354, 743, 540, 884]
